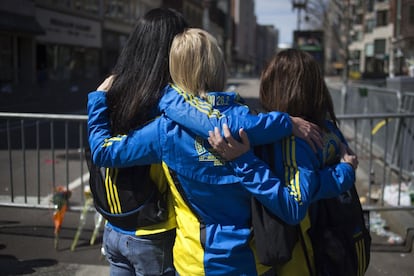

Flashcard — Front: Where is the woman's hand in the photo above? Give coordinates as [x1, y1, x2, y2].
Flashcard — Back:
[290, 116, 323, 152]
[340, 143, 359, 170]
[208, 124, 250, 161]
[97, 75, 115, 92]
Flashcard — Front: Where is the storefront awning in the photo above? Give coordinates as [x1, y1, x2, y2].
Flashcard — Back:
[0, 11, 45, 35]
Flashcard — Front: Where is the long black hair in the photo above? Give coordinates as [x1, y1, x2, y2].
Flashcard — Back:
[107, 8, 188, 134]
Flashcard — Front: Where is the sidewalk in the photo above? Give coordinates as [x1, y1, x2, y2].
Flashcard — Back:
[352, 141, 414, 276]
[0, 206, 109, 275]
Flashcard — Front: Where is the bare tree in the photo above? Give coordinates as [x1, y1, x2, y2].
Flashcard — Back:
[304, 0, 351, 78]
[303, 0, 352, 114]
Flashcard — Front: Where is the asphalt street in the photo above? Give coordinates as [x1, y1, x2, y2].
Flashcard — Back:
[1, 205, 414, 276]
[0, 206, 108, 276]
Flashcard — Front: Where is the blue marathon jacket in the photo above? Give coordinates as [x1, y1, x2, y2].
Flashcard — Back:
[87, 84, 355, 276]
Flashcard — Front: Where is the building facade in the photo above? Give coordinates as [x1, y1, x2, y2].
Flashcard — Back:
[161, 0, 227, 60]
[346, 0, 414, 78]
[34, 1, 102, 87]
[232, 0, 256, 76]
[0, 0, 161, 104]
[0, 0, 43, 93]
[0, 0, 278, 106]
[391, 0, 414, 76]
[255, 24, 278, 75]
[347, 0, 393, 78]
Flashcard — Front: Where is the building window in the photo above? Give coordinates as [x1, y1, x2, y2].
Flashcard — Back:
[374, 39, 386, 55]
[105, 0, 132, 23]
[357, 30, 363, 41]
[410, 5, 414, 25]
[351, 50, 361, 60]
[367, 0, 374, 12]
[351, 30, 363, 42]
[74, 0, 100, 14]
[376, 10, 388, 26]
[50, 0, 71, 8]
[0, 35, 13, 83]
[42, 44, 99, 81]
[365, 18, 375, 33]
[42, 0, 100, 15]
[350, 49, 361, 72]
[365, 43, 374, 57]
[355, 14, 363, 25]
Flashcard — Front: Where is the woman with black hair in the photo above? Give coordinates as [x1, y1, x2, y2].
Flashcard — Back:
[96, 8, 188, 276]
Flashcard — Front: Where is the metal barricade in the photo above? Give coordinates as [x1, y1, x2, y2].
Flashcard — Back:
[337, 113, 414, 209]
[328, 83, 414, 199]
[328, 83, 402, 115]
[328, 81, 414, 251]
[1, 110, 412, 209]
[0, 112, 88, 211]
[0, 110, 413, 251]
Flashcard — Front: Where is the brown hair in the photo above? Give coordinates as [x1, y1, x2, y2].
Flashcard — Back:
[259, 49, 337, 128]
[169, 28, 227, 97]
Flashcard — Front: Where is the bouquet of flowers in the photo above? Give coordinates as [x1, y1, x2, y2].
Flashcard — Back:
[52, 185, 71, 249]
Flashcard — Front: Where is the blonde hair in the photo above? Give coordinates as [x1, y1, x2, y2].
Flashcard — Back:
[169, 28, 227, 97]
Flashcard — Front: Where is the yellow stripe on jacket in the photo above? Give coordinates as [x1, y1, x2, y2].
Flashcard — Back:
[171, 84, 223, 118]
[135, 163, 177, 236]
[105, 168, 121, 214]
[277, 136, 315, 276]
[162, 162, 205, 276]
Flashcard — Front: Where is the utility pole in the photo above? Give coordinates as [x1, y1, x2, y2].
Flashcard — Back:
[203, 0, 211, 32]
[292, 0, 308, 31]
[340, 0, 351, 114]
[225, 0, 232, 69]
[389, 36, 395, 78]
[389, 0, 402, 78]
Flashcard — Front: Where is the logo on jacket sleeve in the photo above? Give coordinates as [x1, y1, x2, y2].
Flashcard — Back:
[195, 136, 224, 166]
[322, 132, 341, 166]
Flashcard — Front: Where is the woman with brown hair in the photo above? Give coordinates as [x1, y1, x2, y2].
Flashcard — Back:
[209, 49, 363, 275]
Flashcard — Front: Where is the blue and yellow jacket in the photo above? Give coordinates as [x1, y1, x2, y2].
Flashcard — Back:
[88, 85, 355, 275]
[248, 121, 354, 276]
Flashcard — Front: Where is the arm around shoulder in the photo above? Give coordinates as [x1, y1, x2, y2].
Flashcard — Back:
[87, 91, 162, 167]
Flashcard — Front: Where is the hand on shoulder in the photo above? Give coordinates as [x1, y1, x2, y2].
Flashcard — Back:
[340, 143, 358, 170]
[97, 75, 115, 92]
[208, 124, 250, 161]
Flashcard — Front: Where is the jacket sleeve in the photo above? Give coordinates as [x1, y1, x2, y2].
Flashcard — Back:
[229, 151, 310, 225]
[228, 138, 355, 225]
[87, 91, 162, 168]
[282, 137, 355, 201]
[158, 86, 292, 145]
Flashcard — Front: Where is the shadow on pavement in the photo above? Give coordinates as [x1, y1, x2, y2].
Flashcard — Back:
[0, 254, 57, 275]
